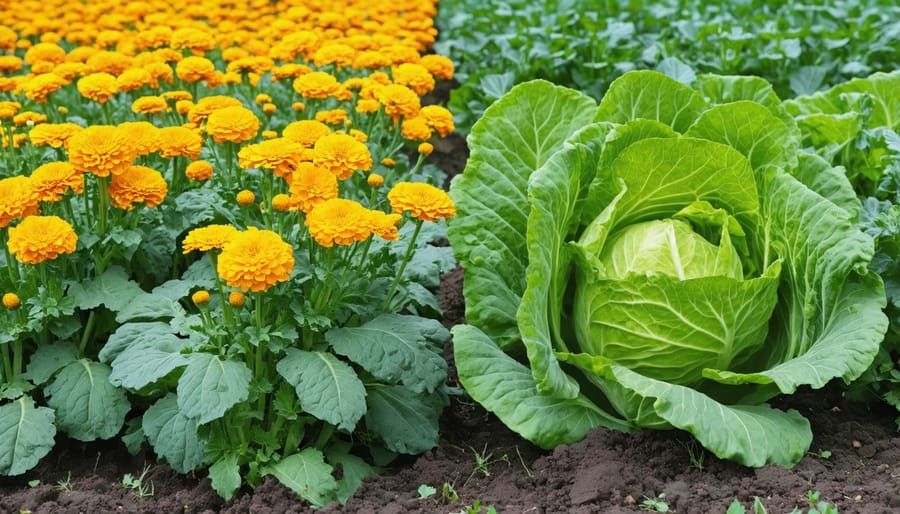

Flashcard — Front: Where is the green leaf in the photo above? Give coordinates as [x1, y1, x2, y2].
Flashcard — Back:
[791, 153, 860, 220]
[276, 349, 366, 431]
[103, 322, 190, 390]
[209, 453, 241, 501]
[44, 359, 129, 441]
[325, 449, 377, 505]
[262, 448, 337, 507]
[655, 57, 695, 86]
[594, 70, 707, 133]
[177, 353, 251, 424]
[116, 292, 186, 323]
[453, 324, 632, 449]
[67, 266, 146, 312]
[447, 79, 597, 350]
[23, 341, 79, 385]
[326, 314, 448, 394]
[365, 384, 444, 454]
[0, 396, 56, 476]
[143, 394, 206, 473]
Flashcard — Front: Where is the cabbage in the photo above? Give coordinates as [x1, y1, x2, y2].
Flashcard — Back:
[447, 71, 888, 467]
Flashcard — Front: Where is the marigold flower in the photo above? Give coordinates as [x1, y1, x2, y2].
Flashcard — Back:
[237, 190, 255, 206]
[271, 64, 312, 81]
[388, 181, 456, 222]
[30, 162, 83, 202]
[182, 224, 238, 254]
[29, 123, 83, 148]
[352, 50, 391, 69]
[185, 160, 213, 181]
[262, 103, 276, 115]
[117, 121, 160, 156]
[12, 112, 47, 127]
[315, 109, 348, 126]
[52, 62, 87, 81]
[418, 142, 434, 155]
[392, 63, 435, 96]
[192, 290, 210, 305]
[157, 126, 203, 159]
[2, 292, 19, 309]
[170, 27, 216, 54]
[282, 120, 331, 148]
[401, 116, 433, 141]
[0, 176, 40, 228]
[217, 227, 294, 292]
[176, 100, 194, 116]
[272, 194, 291, 212]
[254, 93, 272, 105]
[21, 73, 67, 103]
[228, 291, 245, 307]
[237, 138, 303, 178]
[0, 101, 21, 119]
[176, 56, 215, 83]
[24, 43, 66, 65]
[222, 47, 250, 62]
[0, 56, 22, 74]
[356, 98, 381, 114]
[419, 54, 454, 81]
[313, 133, 373, 180]
[373, 84, 420, 121]
[107, 165, 168, 210]
[305, 198, 373, 248]
[77, 72, 118, 104]
[161, 90, 193, 102]
[67, 125, 137, 176]
[261, 130, 277, 140]
[205, 106, 259, 144]
[420, 105, 455, 137]
[7, 215, 77, 264]
[292, 71, 341, 99]
[131, 95, 168, 115]
[187, 95, 243, 124]
[312, 43, 356, 69]
[369, 210, 402, 240]
[86, 51, 133, 76]
[115, 67, 152, 92]
[288, 162, 338, 213]
[367, 173, 384, 188]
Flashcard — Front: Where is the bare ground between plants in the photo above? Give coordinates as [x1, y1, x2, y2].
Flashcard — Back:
[2, 135, 899, 514]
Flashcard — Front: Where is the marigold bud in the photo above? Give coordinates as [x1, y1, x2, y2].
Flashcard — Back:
[380, 158, 396, 168]
[263, 102, 276, 114]
[272, 193, 291, 212]
[228, 291, 245, 307]
[2, 292, 20, 309]
[191, 290, 210, 305]
[417, 142, 433, 156]
[367, 173, 384, 188]
[292, 101, 306, 112]
[261, 130, 278, 140]
[237, 189, 255, 205]
[57, 106, 68, 114]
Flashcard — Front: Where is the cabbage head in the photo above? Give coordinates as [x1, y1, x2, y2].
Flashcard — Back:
[447, 71, 888, 467]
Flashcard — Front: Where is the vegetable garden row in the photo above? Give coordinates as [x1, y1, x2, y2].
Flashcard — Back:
[0, 0, 898, 511]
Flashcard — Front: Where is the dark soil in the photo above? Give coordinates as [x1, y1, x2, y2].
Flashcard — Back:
[3, 125, 899, 514]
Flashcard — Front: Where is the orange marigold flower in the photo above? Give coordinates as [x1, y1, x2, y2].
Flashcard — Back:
[170, 27, 216, 54]
[13, 111, 47, 127]
[282, 119, 331, 147]
[348, 129, 367, 142]
[401, 116, 432, 141]
[161, 90, 192, 102]
[237, 138, 303, 178]
[418, 55, 454, 81]
[271, 194, 291, 212]
[21, 73, 66, 103]
[107, 165, 168, 210]
[205, 106, 259, 144]
[175, 56, 215, 83]
[228, 291, 245, 307]
[131, 95, 168, 114]
[118, 121, 160, 156]
[356, 98, 381, 114]
[391, 63, 435, 96]
[288, 162, 338, 213]
[7, 215, 77, 264]
[29, 122, 83, 148]
[312, 133, 373, 180]
[2, 292, 19, 309]
[187, 95, 243, 124]
[271, 63, 312, 81]
[182, 224, 237, 253]
[236, 190, 255, 205]
[420, 105, 455, 137]
[30, 162, 83, 202]
[157, 126, 203, 159]
[176, 100, 194, 116]
[388, 181, 456, 222]
[305, 198, 373, 248]
[312, 43, 356, 69]
[144, 61, 174, 88]
[0, 176, 40, 227]
[115, 67, 152, 92]
[315, 108, 348, 126]
[77, 72, 118, 104]
[0, 101, 21, 119]
[0, 56, 22, 73]
[216, 227, 294, 292]
[373, 84, 420, 121]
[369, 210, 402, 240]
[222, 47, 249, 62]
[352, 50, 391, 69]
[292, 71, 341, 99]
[66, 125, 137, 176]
[185, 160, 213, 181]
[52, 62, 87, 81]
[24, 43, 65, 65]
[191, 290, 210, 305]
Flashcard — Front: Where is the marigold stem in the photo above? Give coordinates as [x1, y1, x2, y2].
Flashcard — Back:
[382, 218, 423, 311]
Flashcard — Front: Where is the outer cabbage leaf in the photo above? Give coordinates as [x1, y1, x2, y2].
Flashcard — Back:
[593, 70, 706, 133]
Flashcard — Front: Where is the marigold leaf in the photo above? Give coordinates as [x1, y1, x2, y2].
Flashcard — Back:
[44, 359, 129, 441]
[143, 394, 206, 473]
[276, 349, 366, 431]
[0, 396, 56, 476]
[177, 353, 251, 424]
[364, 384, 444, 454]
[261, 448, 337, 507]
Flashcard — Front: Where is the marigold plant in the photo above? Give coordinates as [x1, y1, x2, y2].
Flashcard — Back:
[216, 227, 294, 292]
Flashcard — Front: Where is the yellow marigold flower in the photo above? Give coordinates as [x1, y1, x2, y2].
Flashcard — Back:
[382, 44, 421, 65]
[85, 51, 133, 75]
[30, 162, 83, 202]
[380, 158, 396, 168]
[115, 67, 152, 92]
[261, 130, 277, 140]
[0, 56, 22, 74]
[29, 123, 83, 148]
[292, 101, 306, 112]
[282, 120, 331, 148]
[313, 133, 373, 180]
[288, 162, 338, 213]
[369, 210, 402, 240]
[420, 105, 455, 137]
[388, 182, 456, 222]
[131, 95, 168, 115]
[176, 100, 194, 116]
[0, 101, 21, 119]
[66, 125, 137, 177]
[262, 103, 276, 115]
[170, 27, 216, 54]
[185, 160, 213, 181]
[401, 116, 433, 141]
[418, 55, 454, 81]
[205, 106, 259, 144]
[2, 292, 19, 309]
[305, 198, 373, 248]
[227, 56, 275, 75]
[7, 215, 77, 264]
[368, 173, 385, 188]
[222, 47, 249, 62]
[312, 43, 356, 69]
[191, 290, 210, 305]
[2, 132, 27, 149]
[24, 43, 65, 65]
[237, 138, 303, 178]
[315, 108, 348, 126]
[292, 71, 341, 99]
[118, 121, 160, 157]
[237, 190, 255, 206]
[373, 84, 420, 121]
[21, 73, 67, 103]
[418, 142, 434, 156]
[144, 61, 174, 88]
[52, 62, 87, 81]
[0, 176, 40, 228]
[217, 227, 294, 292]
[272, 63, 312, 81]
[391, 63, 435, 96]
[157, 126, 203, 159]
[349, 129, 368, 143]
[356, 98, 381, 114]
[161, 90, 192, 102]
[352, 50, 391, 70]
[182, 224, 238, 253]
[175, 56, 215, 83]
[228, 291, 245, 307]
[77, 72, 118, 104]
[107, 165, 168, 210]
[272, 194, 291, 212]
[187, 95, 243, 124]
[13, 112, 47, 127]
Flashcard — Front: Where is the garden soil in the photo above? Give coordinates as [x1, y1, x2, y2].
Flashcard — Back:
[2, 130, 899, 514]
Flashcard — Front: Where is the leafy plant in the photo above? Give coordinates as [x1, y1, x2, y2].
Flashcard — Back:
[790, 490, 840, 514]
[447, 70, 888, 466]
[727, 497, 768, 514]
[640, 492, 669, 512]
[121, 464, 155, 498]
